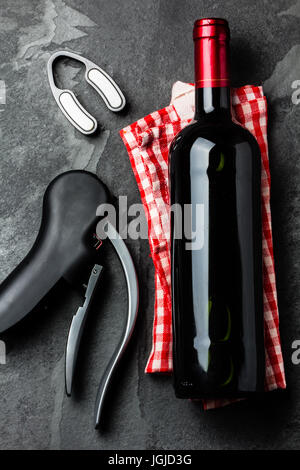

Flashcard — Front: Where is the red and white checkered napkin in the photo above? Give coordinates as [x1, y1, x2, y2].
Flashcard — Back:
[120, 81, 286, 409]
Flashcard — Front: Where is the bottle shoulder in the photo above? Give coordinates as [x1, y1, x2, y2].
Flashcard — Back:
[169, 119, 260, 156]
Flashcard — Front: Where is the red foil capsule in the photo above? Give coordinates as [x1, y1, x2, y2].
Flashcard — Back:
[193, 18, 230, 89]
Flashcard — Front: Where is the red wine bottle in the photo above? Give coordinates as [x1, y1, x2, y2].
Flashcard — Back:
[169, 18, 265, 398]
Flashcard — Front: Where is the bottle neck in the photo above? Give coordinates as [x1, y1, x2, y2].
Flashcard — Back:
[194, 35, 231, 120]
[195, 87, 231, 120]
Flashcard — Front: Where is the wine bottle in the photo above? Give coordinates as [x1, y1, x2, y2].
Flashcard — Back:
[169, 18, 265, 398]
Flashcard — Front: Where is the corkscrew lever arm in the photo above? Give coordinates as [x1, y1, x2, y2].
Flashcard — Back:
[94, 222, 139, 429]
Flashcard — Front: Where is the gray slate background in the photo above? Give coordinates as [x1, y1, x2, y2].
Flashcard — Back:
[0, 0, 299, 450]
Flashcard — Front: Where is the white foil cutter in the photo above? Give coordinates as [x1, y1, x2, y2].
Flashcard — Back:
[47, 51, 126, 135]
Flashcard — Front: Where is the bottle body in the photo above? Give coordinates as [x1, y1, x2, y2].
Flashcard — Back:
[170, 19, 265, 398]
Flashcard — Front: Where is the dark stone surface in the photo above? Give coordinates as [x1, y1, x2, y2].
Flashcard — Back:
[0, 0, 299, 450]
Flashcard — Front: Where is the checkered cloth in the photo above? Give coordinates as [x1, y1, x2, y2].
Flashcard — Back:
[120, 81, 286, 409]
